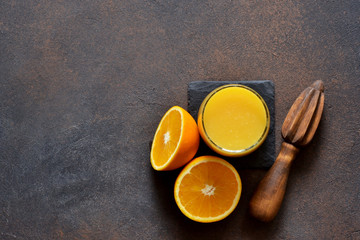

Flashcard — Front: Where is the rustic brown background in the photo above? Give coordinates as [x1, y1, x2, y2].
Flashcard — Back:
[1, 1, 359, 239]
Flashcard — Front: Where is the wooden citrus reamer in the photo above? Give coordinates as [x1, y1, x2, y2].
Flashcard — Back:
[249, 80, 325, 222]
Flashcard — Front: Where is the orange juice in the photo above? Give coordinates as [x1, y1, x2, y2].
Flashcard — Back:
[197, 84, 270, 157]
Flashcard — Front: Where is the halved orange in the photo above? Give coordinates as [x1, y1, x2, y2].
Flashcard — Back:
[174, 156, 242, 223]
[150, 106, 200, 171]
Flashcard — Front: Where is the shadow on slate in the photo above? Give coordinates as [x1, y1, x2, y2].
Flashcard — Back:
[187, 81, 275, 169]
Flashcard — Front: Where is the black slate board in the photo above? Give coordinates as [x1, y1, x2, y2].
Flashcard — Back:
[188, 81, 275, 168]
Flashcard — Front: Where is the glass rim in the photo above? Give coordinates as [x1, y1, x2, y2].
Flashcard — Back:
[200, 84, 270, 154]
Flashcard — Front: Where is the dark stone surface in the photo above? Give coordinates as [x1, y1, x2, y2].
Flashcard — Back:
[188, 80, 275, 168]
[1, 0, 360, 239]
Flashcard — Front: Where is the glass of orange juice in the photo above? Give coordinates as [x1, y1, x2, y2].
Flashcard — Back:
[197, 84, 270, 157]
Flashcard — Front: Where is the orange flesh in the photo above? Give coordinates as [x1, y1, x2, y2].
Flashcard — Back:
[152, 110, 181, 167]
[177, 161, 239, 218]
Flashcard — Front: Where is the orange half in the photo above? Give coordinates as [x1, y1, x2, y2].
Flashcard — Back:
[150, 106, 200, 171]
[174, 156, 242, 223]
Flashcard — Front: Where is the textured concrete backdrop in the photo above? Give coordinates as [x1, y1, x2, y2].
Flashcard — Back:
[1, 1, 359, 239]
